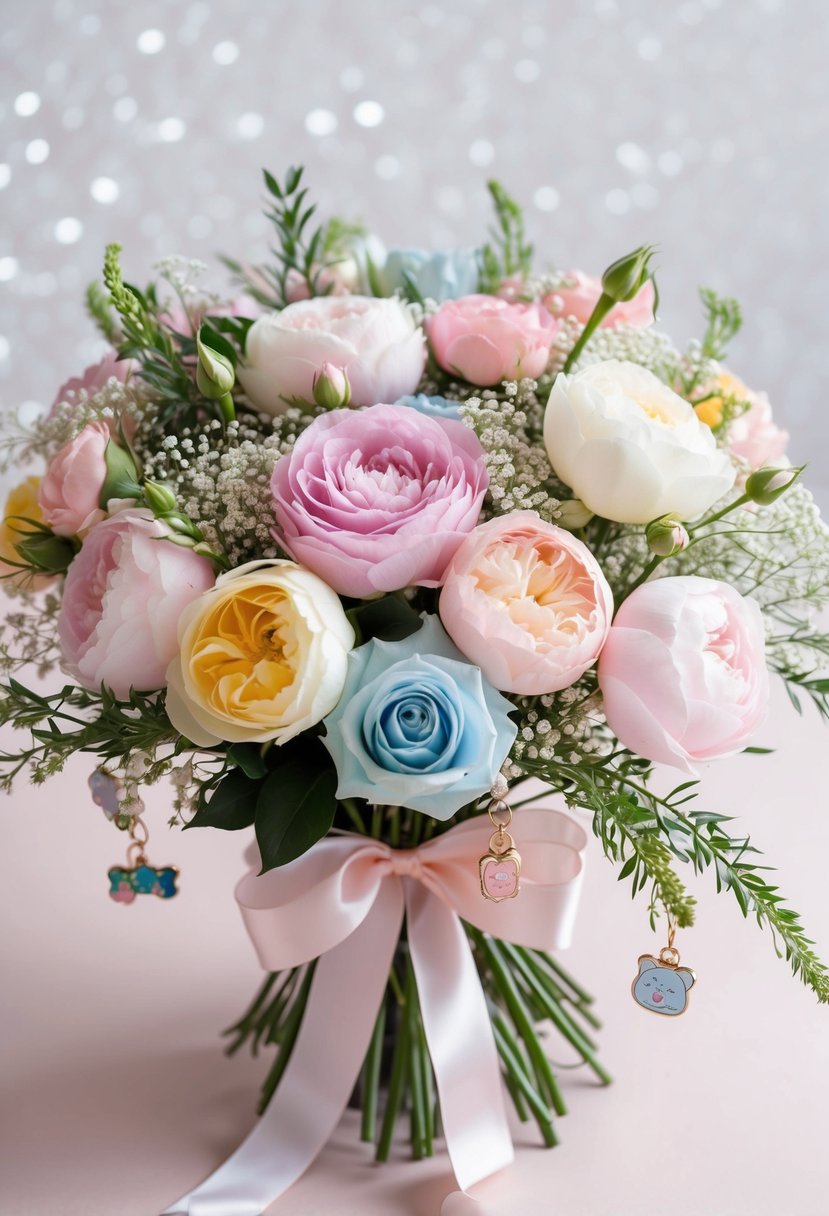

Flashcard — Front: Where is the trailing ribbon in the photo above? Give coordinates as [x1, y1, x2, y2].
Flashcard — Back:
[164, 807, 587, 1216]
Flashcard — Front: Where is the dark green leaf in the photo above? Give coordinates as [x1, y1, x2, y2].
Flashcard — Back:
[255, 740, 337, 871]
[186, 768, 260, 830]
[227, 742, 268, 780]
[350, 596, 422, 644]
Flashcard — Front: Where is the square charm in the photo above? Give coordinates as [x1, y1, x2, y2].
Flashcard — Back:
[479, 847, 521, 902]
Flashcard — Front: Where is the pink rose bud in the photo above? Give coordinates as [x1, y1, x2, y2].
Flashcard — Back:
[744, 465, 802, 506]
[645, 516, 690, 558]
[38, 421, 111, 536]
[439, 512, 614, 695]
[312, 362, 351, 409]
[57, 509, 215, 697]
[598, 575, 769, 773]
[425, 294, 560, 387]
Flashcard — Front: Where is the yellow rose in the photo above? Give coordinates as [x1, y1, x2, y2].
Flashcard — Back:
[0, 476, 44, 568]
[693, 372, 748, 430]
[165, 560, 355, 745]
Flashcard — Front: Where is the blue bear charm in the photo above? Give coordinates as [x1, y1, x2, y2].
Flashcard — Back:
[108, 864, 179, 905]
[632, 948, 696, 1016]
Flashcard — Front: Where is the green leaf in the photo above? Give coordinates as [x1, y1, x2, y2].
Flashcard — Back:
[349, 596, 422, 644]
[227, 742, 268, 780]
[255, 740, 337, 871]
[186, 768, 260, 830]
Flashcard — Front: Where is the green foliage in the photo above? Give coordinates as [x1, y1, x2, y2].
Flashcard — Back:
[258, 165, 337, 308]
[478, 180, 533, 293]
[347, 594, 423, 645]
[187, 767, 258, 831]
[699, 286, 743, 362]
[543, 756, 829, 1002]
[85, 280, 120, 343]
[0, 679, 177, 789]
[255, 736, 338, 871]
[0, 517, 78, 577]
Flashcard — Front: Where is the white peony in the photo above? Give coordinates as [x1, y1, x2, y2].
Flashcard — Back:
[237, 295, 426, 415]
[543, 359, 736, 524]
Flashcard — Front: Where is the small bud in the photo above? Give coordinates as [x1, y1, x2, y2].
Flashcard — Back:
[556, 499, 595, 531]
[312, 362, 351, 410]
[745, 465, 802, 506]
[196, 329, 235, 399]
[601, 244, 658, 307]
[646, 515, 689, 558]
[143, 480, 178, 516]
[157, 510, 202, 542]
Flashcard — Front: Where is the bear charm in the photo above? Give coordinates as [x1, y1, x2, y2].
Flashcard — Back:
[632, 946, 696, 1017]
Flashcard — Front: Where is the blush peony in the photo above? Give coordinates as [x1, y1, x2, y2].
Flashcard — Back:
[57, 509, 216, 697]
[237, 295, 425, 414]
[597, 575, 769, 773]
[426, 294, 559, 386]
[38, 421, 111, 536]
[439, 512, 613, 694]
[270, 403, 489, 599]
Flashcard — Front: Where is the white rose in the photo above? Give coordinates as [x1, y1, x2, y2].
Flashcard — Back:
[165, 560, 355, 746]
[237, 295, 426, 415]
[543, 360, 736, 524]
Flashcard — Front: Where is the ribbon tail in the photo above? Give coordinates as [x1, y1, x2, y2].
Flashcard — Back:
[406, 881, 514, 1197]
[163, 879, 404, 1216]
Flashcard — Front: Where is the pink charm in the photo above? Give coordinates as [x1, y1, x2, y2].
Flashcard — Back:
[111, 880, 136, 905]
[479, 843, 522, 903]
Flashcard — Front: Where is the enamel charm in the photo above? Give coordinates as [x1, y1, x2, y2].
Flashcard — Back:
[479, 798, 522, 902]
[104, 790, 179, 906]
[632, 924, 696, 1016]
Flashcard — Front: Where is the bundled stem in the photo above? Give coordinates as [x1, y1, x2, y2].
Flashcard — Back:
[225, 927, 608, 1160]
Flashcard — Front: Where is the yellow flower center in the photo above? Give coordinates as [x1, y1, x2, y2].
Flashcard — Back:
[189, 586, 297, 720]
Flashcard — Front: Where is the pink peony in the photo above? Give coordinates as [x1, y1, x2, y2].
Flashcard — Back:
[238, 295, 426, 415]
[57, 509, 216, 697]
[425, 294, 559, 386]
[544, 271, 655, 329]
[598, 575, 769, 774]
[38, 422, 110, 536]
[439, 512, 613, 695]
[49, 351, 131, 417]
[727, 386, 789, 470]
[270, 403, 489, 598]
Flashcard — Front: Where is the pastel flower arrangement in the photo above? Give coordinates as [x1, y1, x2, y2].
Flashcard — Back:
[2, 170, 828, 1171]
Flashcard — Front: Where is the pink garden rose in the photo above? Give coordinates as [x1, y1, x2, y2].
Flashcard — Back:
[49, 350, 131, 417]
[598, 575, 769, 774]
[439, 512, 613, 694]
[426, 294, 559, 386]
[544, 271, 655, 329]
[238, 295, 426, 415]
[726, 380, 789, 470]
[271, 403, 488, 598]
[57, 509, 215, 697]
[38, 421, 110, 536]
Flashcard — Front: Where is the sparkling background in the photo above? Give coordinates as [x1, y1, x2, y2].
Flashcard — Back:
[1, 0, 827, 505]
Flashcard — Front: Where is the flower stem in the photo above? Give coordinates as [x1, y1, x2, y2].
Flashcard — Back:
[491, 1014, 558, 1146]
[360, 1002, 387, 1143]
[257, 962, 316, 1114]
[376, 985, 410, 1162]
[561, 294, 614, 374]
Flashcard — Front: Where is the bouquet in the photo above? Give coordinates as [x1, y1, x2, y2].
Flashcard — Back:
[2, 167, 828, 1211]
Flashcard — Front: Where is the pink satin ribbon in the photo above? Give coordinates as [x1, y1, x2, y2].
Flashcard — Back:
[164, 807, 587, 1216]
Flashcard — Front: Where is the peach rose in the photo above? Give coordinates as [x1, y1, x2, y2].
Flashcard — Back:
[439, 511, 614, 694]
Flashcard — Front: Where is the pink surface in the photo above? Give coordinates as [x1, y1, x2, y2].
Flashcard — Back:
[2, 670, 828, 1216]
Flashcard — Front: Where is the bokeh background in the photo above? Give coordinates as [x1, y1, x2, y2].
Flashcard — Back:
[1, 0, 827, 503]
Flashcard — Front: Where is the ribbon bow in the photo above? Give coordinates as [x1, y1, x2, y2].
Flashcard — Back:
[165, 807, 587, 1216]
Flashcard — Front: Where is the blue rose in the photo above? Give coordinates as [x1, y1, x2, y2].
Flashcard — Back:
[322, 615, 517, 819]
[396, 393, 463, 422]
[380, 248, 481, 302]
